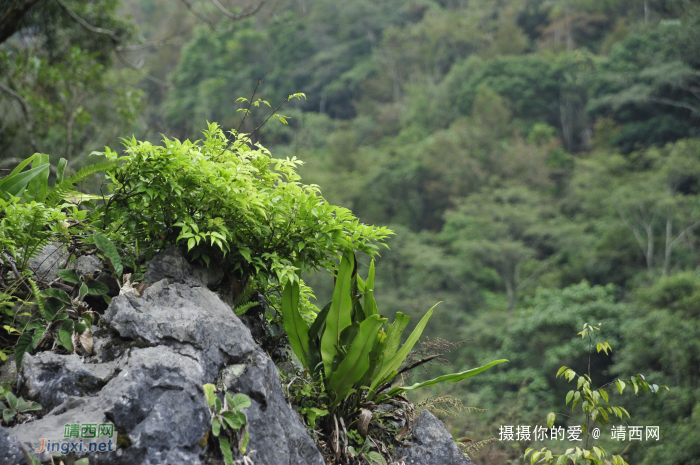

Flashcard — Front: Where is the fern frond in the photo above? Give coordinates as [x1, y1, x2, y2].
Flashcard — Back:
[46, 162, 114, 206]
[27, 278, 46, 320]
[234, 300, 258, 316]
[234, 280, 256, 308]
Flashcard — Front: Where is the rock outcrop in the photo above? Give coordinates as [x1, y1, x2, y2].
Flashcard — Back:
[396, 409, 476, 465]
[6, 248, 324, 465]
[3, 246, 475, 465]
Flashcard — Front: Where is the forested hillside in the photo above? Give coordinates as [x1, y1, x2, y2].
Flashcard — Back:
[2, 0, 699, 463]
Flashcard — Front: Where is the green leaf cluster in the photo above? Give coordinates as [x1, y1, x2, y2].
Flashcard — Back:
[525, 324, 669, 465]
[100, 122, 392, 284]
[281, 250, 506, 410]
[0, 391, 41, 424]
[203, 384, 252, 465]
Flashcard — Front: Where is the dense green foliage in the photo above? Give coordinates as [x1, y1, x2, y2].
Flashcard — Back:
[3, 0, 700, 463]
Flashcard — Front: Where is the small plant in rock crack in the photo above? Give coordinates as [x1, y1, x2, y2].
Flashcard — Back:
[203, 384, 253, 465]
[0, 391, 41, 425]
[524, 323, 669, 465]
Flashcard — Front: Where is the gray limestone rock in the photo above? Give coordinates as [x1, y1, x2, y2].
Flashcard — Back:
[396, 410, 476, 465]
[142, 245, 224, 289]
[72, 255, 103, 277]
[28, 243, 69, 283]
[0, 426, 27, 465]
[18, 352, 118, 413]
[6, 247, 323, 465]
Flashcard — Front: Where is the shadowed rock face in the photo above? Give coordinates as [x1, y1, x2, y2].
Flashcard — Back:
[6, 247, 324, 465]
[396, 409, 476, 465]
[0, 426, 27, 465]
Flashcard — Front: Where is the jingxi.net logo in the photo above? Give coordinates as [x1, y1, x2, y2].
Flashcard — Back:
[34, 422, 117, 455]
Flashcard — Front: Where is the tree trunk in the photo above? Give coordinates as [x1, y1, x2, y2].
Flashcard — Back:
[0, 0, 45, 45]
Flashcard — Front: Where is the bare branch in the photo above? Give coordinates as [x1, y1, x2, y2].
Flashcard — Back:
[210, 0, 267, 20]
[646, 97, 700, 116]
[668, 219, 700, 252]
[117, 37, 185, 51]
[615, 203, 646, 253]
[180, 0, 215, 30]
[114, 49, 169, 87]
[0, 82, 31, 117]
[0, 81, 39, 152]
[54, 0, 120, 44]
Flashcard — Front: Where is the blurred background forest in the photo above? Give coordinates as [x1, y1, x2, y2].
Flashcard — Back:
[2, 0, 700, 463]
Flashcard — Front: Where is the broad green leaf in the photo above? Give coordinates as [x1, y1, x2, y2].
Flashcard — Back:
[366, 451, 387, 465]
[3, 410, 15, 423]
[203, 384, 216, 406]
[75, 460, 89, 465]
[306, 302, 331, 377]
[31, 328, 45, 349]
[308, 300, 332, 342]
[43, 297, 64, 321]
[0, 164, 50, 198]
[15, 332, 34, 368]
[41, 288, 71, 304]
[25, 153, 49, 202]
[546, 412, 556, 428]
[320, 249, 354, 379]
[380, 313, 410, 363]
[56, 158, 68, 184]
[382, 359, 508, 399]
[222, 410, 246, 430]
[94, 233, 123, 277]
[79, 283, 88, 301]
[231, 393, 251, 410]
[328, 314, 387, 406]
[368, 303, 440, 398]
[58, 320, 74, 351]
[5, 392, 18, 409]
[219, 436, 234, 465]
[566, 390, 574, 405]
[239, 427, 249, 454]
[363, 260, 377, 317]
[281, 279, 309, 368]
[8, 154, 35, 176]
[57, 269, 80, 284]
[212, 417, 221, 436]
[86, 280, 110, 295]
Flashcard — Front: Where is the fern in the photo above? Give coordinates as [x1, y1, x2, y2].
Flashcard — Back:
[234, 300, 258, 316]
[27, 279, 46, 320]
[233, 280, 258, 315]
[46, 162, 114, 206]
[234, 279, 256, 307]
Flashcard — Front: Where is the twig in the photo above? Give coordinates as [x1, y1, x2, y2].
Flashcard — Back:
[210, 0, 267, 20]
[54, 0, 120, 43]
[394, 354, 440, 377]
[237, 78, 263, 133]
[180, 0, 215, 30]
[54, 0, 168, 87]
[249, 95, 291, 139]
